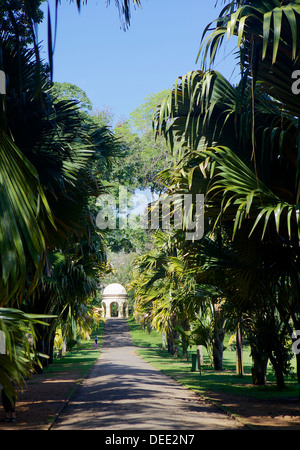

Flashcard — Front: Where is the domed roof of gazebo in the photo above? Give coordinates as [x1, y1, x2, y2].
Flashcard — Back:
[102, 283, 127, 296]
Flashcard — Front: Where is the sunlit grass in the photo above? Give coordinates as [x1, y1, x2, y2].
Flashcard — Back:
[43, 321, 104, 379]
[128, 318, 299, 400]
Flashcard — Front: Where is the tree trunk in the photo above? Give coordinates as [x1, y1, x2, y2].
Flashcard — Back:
[62, 338, 67, 356]
[269, 355, 285, 389]
[296, 353, 300, 401]
[198, 345, 204, 365]
[182, 344, 188, 360]
[162, 330, 167, 350]
[236, 322, 244, 377]
[197, 347, 202, 375]
[173, 328, 179, 357]
[275, 367, 286, 390]
[251, 352, 268, 385]
[167, 329, 179, 357]
[167, 333, 174, 355]
[181, 331, 189, 360]
[292, 317, 300, 398]
[212, 301, 225, 370]
[49, 334, 55, 364]
[35, 322, 54, 371]
[35, 328, 47, 372]
[213, 328, 224, 370]
[213, 342, 223, 370]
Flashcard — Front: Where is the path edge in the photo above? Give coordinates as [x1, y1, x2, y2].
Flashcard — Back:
[132, 348, 255, 430]
[47, 354, 102, 430]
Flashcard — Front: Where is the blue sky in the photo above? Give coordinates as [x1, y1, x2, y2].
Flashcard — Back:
[38, 1, 239, 123]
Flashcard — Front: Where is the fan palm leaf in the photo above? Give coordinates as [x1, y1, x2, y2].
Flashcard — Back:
[0, 128, 52, 304]
[154, 64, 300, 242]
[199, 1, 300, 116]
[0, 307, 54, 400]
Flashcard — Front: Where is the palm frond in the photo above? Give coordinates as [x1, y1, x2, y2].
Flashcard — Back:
[0, 307, 55, 399]
[0, 130, 53, 304]
[205, 146, 299, 241]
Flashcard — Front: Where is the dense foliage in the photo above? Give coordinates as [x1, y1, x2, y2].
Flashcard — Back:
[0, 0, 129, 400]
[131, 0, 300, 393]
[1, 0, 300, 404]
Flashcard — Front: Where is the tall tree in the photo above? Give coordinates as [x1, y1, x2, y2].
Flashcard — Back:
[0, 34, 119, 386]
[152, 0, 300, 385]
[0, 0, 142, 396]
[0, 0, 45, 46]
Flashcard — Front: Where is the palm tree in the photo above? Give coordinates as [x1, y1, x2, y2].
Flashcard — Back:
[199, 0, 300, 388]
[29, 246, 104, 368]
[0, 0, 139, 398]
[131, 230, 194, 357]
[0, 33, 116, 301]
[0, 37, 55, 305]
[0, 0, 139, 306]
[0, 33, 119, 392]
[200, 0, 300, 116]
[0, 308, 53, 401]
[196, 0, 300, 242]
[153, 55, 300, 385]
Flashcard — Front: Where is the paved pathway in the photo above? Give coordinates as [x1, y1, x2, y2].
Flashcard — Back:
[52, 319, 244, 430]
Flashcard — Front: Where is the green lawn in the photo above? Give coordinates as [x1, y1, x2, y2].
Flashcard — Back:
[39, 318, 299, 402]
[128, 318, 300, 401]
[43, 320, 104, 379]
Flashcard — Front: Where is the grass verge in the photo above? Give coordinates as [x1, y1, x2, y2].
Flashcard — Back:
[42, 320, 104, 381]
[127, 318, 300, 401]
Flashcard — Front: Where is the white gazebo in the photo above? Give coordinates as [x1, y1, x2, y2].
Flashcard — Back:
[101, 283, 129, 318]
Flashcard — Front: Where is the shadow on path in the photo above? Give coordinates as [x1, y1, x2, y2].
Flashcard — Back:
[52, 319, 244, 430]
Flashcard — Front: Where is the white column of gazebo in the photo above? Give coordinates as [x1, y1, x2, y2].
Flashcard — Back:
[101, 283, 129, 318]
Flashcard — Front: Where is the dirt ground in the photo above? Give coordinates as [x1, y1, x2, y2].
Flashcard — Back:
[203, 390, 300, 430]
[0, 369, 84, 430]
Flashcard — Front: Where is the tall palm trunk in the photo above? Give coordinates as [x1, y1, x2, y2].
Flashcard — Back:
[28, 290, 54, 372]
[251, 351, 268, 386]
[212, 301, 225, 370]
[292, 317, 300, 399]
[212, 326, 224, 370]
[167, 328, 179, 357]
[236, 322, 243, 377]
